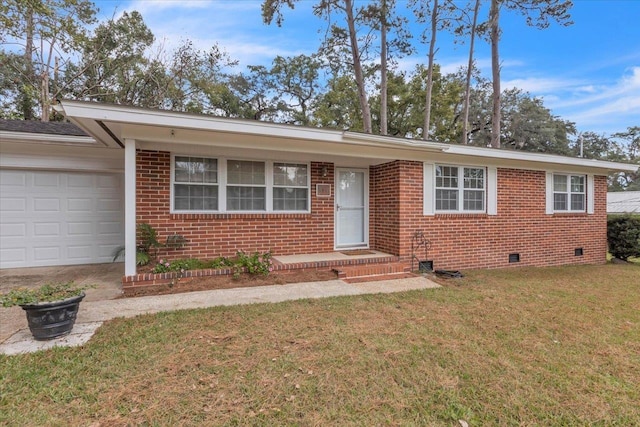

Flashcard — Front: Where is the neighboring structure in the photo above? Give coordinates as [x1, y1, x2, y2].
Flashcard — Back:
[2, 102, 637, 279]
[0, 119, 124, 269]
[607, 191, 640, 215]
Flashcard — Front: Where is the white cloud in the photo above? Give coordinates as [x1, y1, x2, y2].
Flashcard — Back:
[502, 76, 581, 94]
[104, 0, 304, 68]
[546, 67, 640, 133]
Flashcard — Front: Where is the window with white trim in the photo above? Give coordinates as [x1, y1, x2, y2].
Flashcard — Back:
[174, 156, 218, 211]
[435, 165, 486, 212]
[172, 156, 310, 213]
[273, 163, 309, 211]
[553, 173, 585, 212]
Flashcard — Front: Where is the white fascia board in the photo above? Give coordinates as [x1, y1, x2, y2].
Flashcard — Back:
[0, 144, 124, 172]
[444, 144, 638, 173]
[58, 101, 637, 173]
[0, 130, 97, 146]
[342, 131, 449, 152]
[59, 100, 344, 143]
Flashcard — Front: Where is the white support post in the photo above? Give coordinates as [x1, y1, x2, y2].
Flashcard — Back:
[124, 138, 137, 276]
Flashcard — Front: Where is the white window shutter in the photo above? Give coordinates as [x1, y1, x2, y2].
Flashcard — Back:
[423, 163, 434, 216]
[487, 167, 498, 215]
[587, 174, 595, 214]
[545, 172, 554, 215]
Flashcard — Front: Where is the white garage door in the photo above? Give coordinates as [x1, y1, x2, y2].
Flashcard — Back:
[0, 169, 124, 268]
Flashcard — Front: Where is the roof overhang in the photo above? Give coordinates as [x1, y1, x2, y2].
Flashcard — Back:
[55, 100, 639, 174]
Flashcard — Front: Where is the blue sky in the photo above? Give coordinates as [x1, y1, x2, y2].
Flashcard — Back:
[94, 0, 640, 136]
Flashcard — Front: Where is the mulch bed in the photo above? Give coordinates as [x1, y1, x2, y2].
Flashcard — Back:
[123, 269, 339, 298]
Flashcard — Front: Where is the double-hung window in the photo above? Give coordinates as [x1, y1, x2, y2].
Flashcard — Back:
[553, 174, 585, 212]
[435, 165, 485, 212]
[172, 156, 310, 213]
[227, 160, 266, 211]
[173, 156, 218, 211]
[273, 163, 309, 211]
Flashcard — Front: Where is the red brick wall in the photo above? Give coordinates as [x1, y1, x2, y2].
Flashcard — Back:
[370, 161, 401, 255]
[137, 151, 607, 269]
[136, 150, 335, 259]
[370, 161, 607, 269]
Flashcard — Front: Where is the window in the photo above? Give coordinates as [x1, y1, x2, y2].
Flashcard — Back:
[172, 156, 310, 213]
[553, 174, 585, 212]
[227, 160, 266, 211]
[435, 165, 485, 212]
[273, 163, 309, 211]
[174, 156, 218, 211]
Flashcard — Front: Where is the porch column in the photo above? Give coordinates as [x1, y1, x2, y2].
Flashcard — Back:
[124, 138, 137, 276]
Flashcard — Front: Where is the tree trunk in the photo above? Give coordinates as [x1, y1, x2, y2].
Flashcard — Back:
[380, 0, 388, 135]
[490, 0, 501, 149]
[423, 0, 438, 141]
[22, 6, 35, 120]
[41, 71, 50, 122]
[345, 0, 372, 133]
[462, 0, 480, 144]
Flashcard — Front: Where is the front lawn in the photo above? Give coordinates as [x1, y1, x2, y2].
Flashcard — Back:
[1, 263, 639, 425]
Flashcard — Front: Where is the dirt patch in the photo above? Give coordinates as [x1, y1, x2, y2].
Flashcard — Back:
[123, 269, 339, 298]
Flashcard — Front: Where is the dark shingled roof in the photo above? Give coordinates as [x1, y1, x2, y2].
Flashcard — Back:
[0, 119, 88, 136]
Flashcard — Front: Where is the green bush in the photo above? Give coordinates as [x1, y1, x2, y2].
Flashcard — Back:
[151, 252, 272, 276]
[607, 215, 640, 261]
[233, 251, 273, 278]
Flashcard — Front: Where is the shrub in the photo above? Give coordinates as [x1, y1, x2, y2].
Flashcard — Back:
[112, 223, 187, 266]
[607, 215, 640, 261]
[233, 251, 273, 278]
[151, 252, 273, 277]
[153, 258, 204, 274]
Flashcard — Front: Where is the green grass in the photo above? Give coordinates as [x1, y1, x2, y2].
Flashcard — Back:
[1, 263, 639, 426]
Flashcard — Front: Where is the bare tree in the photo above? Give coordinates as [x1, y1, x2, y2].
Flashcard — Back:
[488, 0, 573, 148]
[461, 0, 481, 144]
[380, 0, 388, 135]
[490, 0, 501, 148]
[263, 0, 373, 133]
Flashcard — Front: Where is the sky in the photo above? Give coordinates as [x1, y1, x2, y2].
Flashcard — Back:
[92, 0, 640, 136]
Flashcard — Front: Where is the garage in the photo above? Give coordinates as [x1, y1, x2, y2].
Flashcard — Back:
[0, 169, 124, 268]
[0, 119, 125, 269]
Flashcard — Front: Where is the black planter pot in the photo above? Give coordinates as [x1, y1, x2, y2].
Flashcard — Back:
[20, 293, 85, 341]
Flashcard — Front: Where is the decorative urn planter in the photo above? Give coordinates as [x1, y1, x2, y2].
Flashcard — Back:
[1, 282, 92, 341]
[20, 293, 85, 341]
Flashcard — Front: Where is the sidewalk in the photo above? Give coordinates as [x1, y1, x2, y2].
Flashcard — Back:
[0, 276, 439, 355]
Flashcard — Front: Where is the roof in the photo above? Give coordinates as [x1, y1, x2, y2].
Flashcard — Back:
[607, 191, 640, 213]
[0, 118, 87, 136]
[55, 100, 639, 174]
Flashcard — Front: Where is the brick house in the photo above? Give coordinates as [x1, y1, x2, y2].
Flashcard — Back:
[5, 101, 636, 282]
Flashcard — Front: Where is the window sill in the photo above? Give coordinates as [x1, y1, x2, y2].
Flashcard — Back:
[170, 212, 311, 220]
[551, 211, 588, 216]
[432, 212, 488, 219]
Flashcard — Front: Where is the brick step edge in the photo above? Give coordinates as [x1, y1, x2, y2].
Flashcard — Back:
[333, 263, 411, 279]
[122, 255, 401, 289]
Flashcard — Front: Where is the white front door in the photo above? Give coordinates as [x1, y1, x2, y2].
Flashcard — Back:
[335, 168, 368, 248]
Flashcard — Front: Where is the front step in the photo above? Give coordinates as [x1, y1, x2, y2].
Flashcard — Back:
[334, 262, 414, 283]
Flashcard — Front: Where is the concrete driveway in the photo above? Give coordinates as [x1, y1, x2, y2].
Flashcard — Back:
[0, 263, 123, 343]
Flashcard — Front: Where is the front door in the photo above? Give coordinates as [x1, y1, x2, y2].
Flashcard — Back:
[335, 168, 368, 248]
